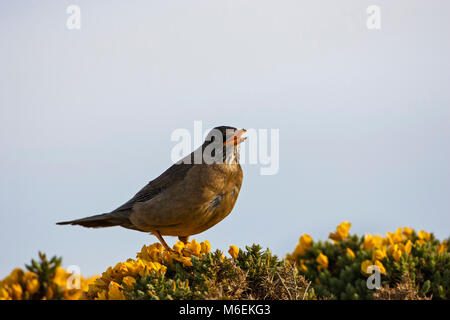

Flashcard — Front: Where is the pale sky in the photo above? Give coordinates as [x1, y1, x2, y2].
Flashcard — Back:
[1, 0, 449, 277]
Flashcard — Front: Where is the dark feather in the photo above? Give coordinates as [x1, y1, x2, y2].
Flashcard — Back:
[112, 162, 193, 212]
[56, 212, 138, 230]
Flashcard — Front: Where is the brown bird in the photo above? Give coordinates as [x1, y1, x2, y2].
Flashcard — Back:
[57, 126, 246, 251]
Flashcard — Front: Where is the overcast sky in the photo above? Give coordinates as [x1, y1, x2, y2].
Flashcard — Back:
[1, 0, 449, 277]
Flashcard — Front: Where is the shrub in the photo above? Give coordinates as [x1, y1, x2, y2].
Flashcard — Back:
[287, 222, 450, 299]
[1, 223, 448, 300]
[86, 241, 314, 300]
[0, 252, 95, 300]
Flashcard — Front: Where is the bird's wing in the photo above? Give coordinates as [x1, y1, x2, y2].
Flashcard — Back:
[112, 162, 193, 213]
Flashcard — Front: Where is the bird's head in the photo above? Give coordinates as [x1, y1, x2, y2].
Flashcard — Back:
[203, 126, 247, 164]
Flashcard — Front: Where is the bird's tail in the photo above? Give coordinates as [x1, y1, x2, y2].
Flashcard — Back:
[56, 212, 129, 228]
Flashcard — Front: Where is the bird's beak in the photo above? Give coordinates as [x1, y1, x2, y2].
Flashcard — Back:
[223, 129, 247, 146]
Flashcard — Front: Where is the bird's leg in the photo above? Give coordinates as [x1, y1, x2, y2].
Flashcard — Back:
[153, 231, 173, 252]
[178, 236, 189, 244]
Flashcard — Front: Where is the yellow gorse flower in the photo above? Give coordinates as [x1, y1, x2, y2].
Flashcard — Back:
[86, 239, 211, 299]
[201, 240, 211, 254]
[438, 243, 447, 255]
[316, 253, 328, 271]
[4, 268, 24, 285]
[122, 276, 136, 289]
[418, 230, 431, 241]
[346, 248, 355, 259]
[374, 260, 386, 274]
[11, 283, 23, 300]
[372, 248, 386, 261]
[173, 241, 185, 254]
[0, 264, 97, 300]
[228, 245, 239, 259]
[189, 239, 202, 256]
[0, 287, 10, 300]
[399, 240, 412, 255]
[361, 260, 385, 275]
[3, 224, 448, 300]
[361, 260, 372, 275]
[392, 248, 402, 262]
[402, 227, 414, 237]
[299, 259, 308, 272]
[363, 234, 384, 250]
[107, 281, 126, 300]
[385, 228, 405, 246]
[292, 234, 312, 257]
[25, 278, 39, 295]
[329, 221, 351, 242]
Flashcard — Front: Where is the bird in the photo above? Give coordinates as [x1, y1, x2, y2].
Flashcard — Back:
[57, 126, 246, 251]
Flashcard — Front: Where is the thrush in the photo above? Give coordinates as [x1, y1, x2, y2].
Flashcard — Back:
[57, 126, 246, 251]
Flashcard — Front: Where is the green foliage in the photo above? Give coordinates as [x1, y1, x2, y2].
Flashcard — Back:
[25, 251, 63, 299]
[291, 231, 450, 300]
[3, 227, 448, 300]
[128, 245, 314, 300]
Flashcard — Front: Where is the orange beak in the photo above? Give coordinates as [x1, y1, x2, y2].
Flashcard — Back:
[223, 129, 247, 146]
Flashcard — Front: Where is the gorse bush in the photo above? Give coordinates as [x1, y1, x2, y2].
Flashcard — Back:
[0, 252, 96, 300]
[287, 222, 450, 299]
[86, 241, 313, 300]
[1, 223, 448, 300]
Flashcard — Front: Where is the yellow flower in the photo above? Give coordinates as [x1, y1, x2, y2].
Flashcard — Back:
[137, 243, 163, 262]
[26, 278, 39, 295]
[374, 260, 386, 274]
[88, 251, 168, 299]
[96, 290, 108, 300]
[418, 230, 431, 241]
[11, 283, 23, 300]
[298, 259, 308, 272]
[392, 248, 402, 262]
[122, 276, 136, 289]
[438, 243, 447, 255]
[316, 253, 328, 270]
[386, 229, 404, 246]
[299, 234, 312, 247]
[361, 259, 385, 275]
[415, 239, 426, 247]
[188, 239, 202, 256]
[372, 249, 386, 261]
[201, 240, 211, 254]
[108, 281, 125, 300]
[346, 248, 355, 259]
[361, 260, 372, 275]
[293, 234, 312, 256]
[53, 267, 68, 288]
[179, 257, 193, 267]
[402, 227, 414, 237]
[228, 245, 239, 259]
[139, 261, 166, 278]
[3, 268, 24, 285]
[161, 251, 173, 264]
[64, 289, 83, 301]
[329, 221, 351, 242]
[400, 240, 412, 255]
[173, 241, 185, 254]
[0, 287, 10, 300]
[363, 234, 383, 250]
